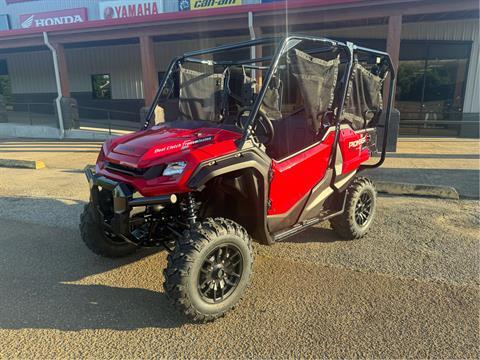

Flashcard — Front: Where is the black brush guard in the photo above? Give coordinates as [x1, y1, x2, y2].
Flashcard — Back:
[85, 167, 177, 239]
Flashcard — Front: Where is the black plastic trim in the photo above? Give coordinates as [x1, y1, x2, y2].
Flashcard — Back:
[267, 191, 309, 233]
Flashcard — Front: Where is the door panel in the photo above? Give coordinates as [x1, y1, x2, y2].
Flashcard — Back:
[268, 131, 335, 216]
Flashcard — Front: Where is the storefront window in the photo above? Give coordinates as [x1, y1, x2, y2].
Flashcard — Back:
[91, 74, 112, 99]
[396, 60, 425, 121]
[396, 41, 471, 135]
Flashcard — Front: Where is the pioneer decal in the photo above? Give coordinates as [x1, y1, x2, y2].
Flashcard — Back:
[348, 136, 367, 149]
[20, 8, 88, 29]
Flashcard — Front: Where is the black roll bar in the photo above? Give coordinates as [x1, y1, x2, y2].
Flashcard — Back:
[355, 45, 396, 171]
[327, 41, 355, 176]
[239, 35, 344, 147]
[143, 35, 396, 171]
[142, 56, 181, 130]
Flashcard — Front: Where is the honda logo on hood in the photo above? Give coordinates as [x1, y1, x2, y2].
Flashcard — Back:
[20, 8, 88, 29]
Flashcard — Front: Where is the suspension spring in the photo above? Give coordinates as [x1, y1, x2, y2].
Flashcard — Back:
[185, 193, 197, 226]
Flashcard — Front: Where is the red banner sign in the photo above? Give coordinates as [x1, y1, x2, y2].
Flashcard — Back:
[19, 8, 88, 29]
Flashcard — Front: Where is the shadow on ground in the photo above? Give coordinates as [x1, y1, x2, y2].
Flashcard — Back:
[0, 197, 185, 331]
[283, 225, 341, 244]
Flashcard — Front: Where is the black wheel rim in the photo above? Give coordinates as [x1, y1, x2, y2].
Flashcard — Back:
[355, 191, 373, 226]
[198, 245, 243, 304]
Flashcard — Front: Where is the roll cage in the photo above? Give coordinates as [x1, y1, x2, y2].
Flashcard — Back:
[143, 35, 396, 170]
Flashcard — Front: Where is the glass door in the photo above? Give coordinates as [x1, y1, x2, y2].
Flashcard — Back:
[396, 41, 471, 136]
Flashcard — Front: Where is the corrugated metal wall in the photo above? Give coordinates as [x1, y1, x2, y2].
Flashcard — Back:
[66, 44, 143, 99]
[2, 44, 143, 99]
[154, 35, 250, 69]
[2, 18, 477, 112]
[3, 36, 251, 99]
[4, 50, 56, 93]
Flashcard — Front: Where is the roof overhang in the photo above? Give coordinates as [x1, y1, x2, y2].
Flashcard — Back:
[0, 0, 476, 50]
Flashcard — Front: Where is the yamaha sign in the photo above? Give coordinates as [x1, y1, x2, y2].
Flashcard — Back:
[99, 1, 164, 19]
[20, 8, 88, 29]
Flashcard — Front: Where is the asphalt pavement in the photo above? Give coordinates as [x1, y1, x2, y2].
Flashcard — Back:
[0, 138, 478, 358]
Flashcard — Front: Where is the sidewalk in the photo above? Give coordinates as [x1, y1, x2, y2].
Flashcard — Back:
[366, 137, 480, 199]
[0, 138, 101, 170]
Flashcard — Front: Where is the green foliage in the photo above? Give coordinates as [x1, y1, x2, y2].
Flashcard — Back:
[92, 74, 111, 100]
[397, 60, 459, 103]
[0, 75, 12, 105]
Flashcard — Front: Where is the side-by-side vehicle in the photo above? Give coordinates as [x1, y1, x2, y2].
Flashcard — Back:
[81, 35, 395, 321]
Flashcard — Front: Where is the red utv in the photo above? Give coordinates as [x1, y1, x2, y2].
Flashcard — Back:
[81, 36, 395, 321]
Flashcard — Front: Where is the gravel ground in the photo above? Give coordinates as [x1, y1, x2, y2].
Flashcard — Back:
[0, 164, 478, 358]
[0, 216, 478, 359]
[258, 196, 480, 286]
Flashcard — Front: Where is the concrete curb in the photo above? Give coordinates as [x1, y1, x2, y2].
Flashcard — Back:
[0, 158, 46, 170]
[375, 181, 460, 200]
[0, 123, 130, 141]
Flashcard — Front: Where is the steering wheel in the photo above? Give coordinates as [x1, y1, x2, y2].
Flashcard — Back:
[236, 107, 275, 146]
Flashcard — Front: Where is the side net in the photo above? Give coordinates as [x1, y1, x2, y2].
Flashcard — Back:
[178, 65, 225, 123]
[344, 63, 384, 130]
[288, 49, 340, 133]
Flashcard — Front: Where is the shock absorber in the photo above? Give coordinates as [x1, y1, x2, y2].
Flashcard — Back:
[185, 193, 198, 226]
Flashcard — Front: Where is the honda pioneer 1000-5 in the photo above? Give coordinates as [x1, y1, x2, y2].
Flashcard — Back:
[81, 36, 395, 321]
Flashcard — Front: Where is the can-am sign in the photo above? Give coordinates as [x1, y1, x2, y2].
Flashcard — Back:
[179, 0, 241, 11]
[20, 8, 88, 29]
[100, 0, 164, 19]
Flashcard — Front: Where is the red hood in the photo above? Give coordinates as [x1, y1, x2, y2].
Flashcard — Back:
[106, 125, 241, 166]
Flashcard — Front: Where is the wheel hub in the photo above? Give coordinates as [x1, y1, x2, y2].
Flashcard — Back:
[214, 267, 225, 279]
[198, 245, 243, 304]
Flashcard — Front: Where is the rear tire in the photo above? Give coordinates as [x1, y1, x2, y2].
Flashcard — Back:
[330, 177, 376, 239]
[80, 203, 137, 258]
[163, 217, 253, 322]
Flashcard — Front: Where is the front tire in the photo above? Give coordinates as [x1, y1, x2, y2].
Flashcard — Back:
[330, 177, 376, 239]
[80, 203, 138, 258]
[163, 218, 253, 322]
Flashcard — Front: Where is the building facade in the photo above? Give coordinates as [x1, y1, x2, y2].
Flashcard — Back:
[0, 0, 478, 136]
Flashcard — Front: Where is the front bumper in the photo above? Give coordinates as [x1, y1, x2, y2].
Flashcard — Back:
[85, 166, 177, 237]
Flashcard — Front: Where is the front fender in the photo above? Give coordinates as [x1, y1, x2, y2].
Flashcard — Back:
[187, 148, 274, 245]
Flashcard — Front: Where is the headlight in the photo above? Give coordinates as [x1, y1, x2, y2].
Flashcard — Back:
[163, 161, 187, 176]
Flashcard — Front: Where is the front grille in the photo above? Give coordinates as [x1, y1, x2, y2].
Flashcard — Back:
[105, 162, 166, 180]
[105, 162, 147, 177]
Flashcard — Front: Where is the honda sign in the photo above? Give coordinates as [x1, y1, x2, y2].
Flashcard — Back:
[20, 8, 88, 29]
